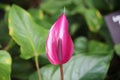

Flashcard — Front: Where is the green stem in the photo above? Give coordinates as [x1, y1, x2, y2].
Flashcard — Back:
[35, 55, 42, 80]
[60, 64, 64, 80]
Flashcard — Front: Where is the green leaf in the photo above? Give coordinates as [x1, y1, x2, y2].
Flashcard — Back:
[74, 37, 113, 55]
[92, 0, 115, 11]
[8, 5, 48, 59]
[84, 9, 103, 32]
[73, 8, 103, 32]
[73, 0, 94, 8]
[34, 19, 52, 30]
[29, 54, 112, 80]
[28, 8, 44, 20]
[88, 40, 112, 55]
[0, 50, 12, 80]
[40, 0, 72, 14]
[72, 0, 95, 14]
[28, 8, 52, 29]
[74, 37, 88, 54]
[114, 44, 120, 56]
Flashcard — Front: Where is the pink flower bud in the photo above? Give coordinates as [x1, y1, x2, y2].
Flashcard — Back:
[46, 12, 74, 65]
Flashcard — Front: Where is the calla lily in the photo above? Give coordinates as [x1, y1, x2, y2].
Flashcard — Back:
[46, 12, 74, 65]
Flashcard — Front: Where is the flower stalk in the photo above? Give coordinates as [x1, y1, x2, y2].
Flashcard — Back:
[60, 64, 64, 80]
[35, 55, 42, 80]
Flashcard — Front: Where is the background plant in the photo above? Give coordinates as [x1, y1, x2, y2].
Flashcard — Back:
[0, 0, 120, 80]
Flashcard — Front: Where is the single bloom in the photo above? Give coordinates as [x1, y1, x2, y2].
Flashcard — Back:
[46, 12, 74, 65]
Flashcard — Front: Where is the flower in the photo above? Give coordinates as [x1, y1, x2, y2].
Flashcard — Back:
[46, 12, 74, 65]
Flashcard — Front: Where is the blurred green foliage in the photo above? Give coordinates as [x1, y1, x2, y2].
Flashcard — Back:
[0, 0, 120, 80]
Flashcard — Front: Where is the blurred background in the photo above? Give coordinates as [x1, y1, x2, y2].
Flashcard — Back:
[0, 0, 120, 80]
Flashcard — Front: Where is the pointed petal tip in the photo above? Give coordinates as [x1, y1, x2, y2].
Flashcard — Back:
[64, 7, 66, 14]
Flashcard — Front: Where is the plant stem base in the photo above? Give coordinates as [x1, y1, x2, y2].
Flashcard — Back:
[60, 64, 64, 80]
